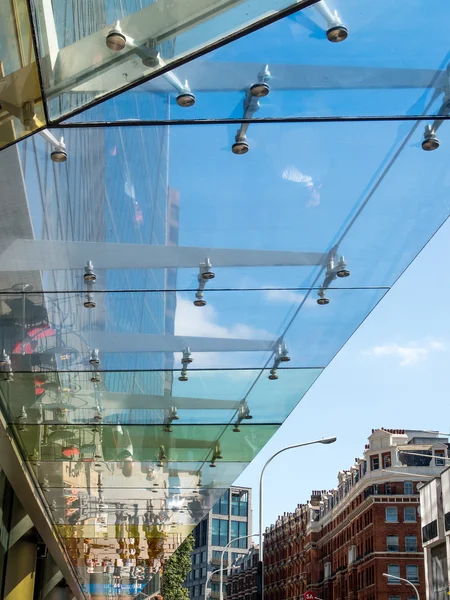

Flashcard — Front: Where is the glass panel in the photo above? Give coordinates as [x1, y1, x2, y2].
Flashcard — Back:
[0, 0, 45, 148]
[4, 119, 450, 293]
[14, 423, 279, 463]
[30, 0, 313, 120]
[68, 0, 450, 123]
[1, 369, 322, 426]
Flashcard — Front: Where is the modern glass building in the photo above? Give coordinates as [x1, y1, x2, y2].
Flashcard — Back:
[1, 0, 450, 599]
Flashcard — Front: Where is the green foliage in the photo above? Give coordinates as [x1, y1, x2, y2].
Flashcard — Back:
[161, 534, 195, 600]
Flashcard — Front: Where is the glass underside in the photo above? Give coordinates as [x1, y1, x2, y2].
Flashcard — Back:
[0, 0, 46, 149]
[65, 0, 450, 123]
[30, 0, 314, 121]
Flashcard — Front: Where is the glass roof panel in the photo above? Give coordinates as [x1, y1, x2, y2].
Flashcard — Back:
[30, 0, 314, 120]
[65, 0, 450, 123]
[0, 0, 46, 149]
[3, 368, 322, 426]
[3, 119, 442, 292]
[14, 423, 279, 463]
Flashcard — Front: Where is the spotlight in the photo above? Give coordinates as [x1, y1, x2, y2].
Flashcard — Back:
[317, 288, 330, 305]
[232, 135, 249, 155]
[268, 369, 278, 381]
[91, 372, 100, 383]
[179, 370, 188, 382]
[335, 256, 350, 278]
[326, 24, 348, 42]
[89, 349, 100, 365]
[84, 292, 96, 309]
[176, 92, 196, 108]
[106, 23, 126, 51]
[422, 126, 440, 151]
[84, 261, 97, 283]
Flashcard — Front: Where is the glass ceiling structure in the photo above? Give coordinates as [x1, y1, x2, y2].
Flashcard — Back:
[1, 0, 450, 598]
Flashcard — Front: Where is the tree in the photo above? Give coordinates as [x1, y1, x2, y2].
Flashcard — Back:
[161, 534, 194, 600]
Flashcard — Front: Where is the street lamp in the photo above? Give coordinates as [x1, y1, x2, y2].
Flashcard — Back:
[204, 568, 222, 600]
[259, 437, 337, 600]
[219, 533, 259, 600]
[383, 572, 419, 599]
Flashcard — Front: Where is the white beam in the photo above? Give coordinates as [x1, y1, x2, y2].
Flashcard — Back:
[0, 239, 327, 270]
[89, 332, 275, 353]
[71, 392, 239, 410]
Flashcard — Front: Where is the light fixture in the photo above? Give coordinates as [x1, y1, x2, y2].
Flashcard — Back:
[50, 138, 67, 163]
[232, 133, 249, 155]
[422, 125, 440, 151]
[106, 22, 126, 51]
[84, 261, 97, 283]
[250, 65, 271, 98]
[317, 288, 330, 305]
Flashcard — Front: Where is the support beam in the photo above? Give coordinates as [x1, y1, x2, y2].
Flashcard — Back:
[72, 392, 239, 411]
[89, 332, 275, 353]
[0, 239, 327, 271]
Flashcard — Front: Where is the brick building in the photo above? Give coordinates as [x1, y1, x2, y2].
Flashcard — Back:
[227, 546, 260, 600]
[263, 429, 449, 600]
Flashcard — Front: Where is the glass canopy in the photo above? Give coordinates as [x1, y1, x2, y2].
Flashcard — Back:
[1, 1, 450, 598]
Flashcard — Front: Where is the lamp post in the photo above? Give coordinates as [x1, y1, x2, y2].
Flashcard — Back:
[383, 573, 419, 599]
[258, 437, 337, 600]
[204, 568, 222, 600]
[219, 533, 259, 600]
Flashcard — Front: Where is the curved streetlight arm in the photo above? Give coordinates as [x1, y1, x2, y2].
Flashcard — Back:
[382, 573, 419, 599]
[219, 533, 259, 600]
[259, 437, 336, 561]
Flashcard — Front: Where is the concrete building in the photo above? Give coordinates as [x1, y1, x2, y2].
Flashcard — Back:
[419, 464, 450, 600]
[185, 487, 252, 600]
[264, 429, 449, 600]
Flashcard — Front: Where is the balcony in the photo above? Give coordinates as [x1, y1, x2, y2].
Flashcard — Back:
[211, 558, 229, 567]
[210, 592, 221, 599]
[212, 574, 228, 582]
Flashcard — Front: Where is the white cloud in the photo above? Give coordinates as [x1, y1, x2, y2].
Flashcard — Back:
[264, 289, 305, 304]
[174, 297, 273, 368]
[365, 340, 446, 367]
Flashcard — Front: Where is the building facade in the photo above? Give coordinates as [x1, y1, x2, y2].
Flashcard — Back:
[264, 429, 449, 600]
[227, 546, 260, 600]
[419, 464, 450, 600]
[185, 487, 252, 600]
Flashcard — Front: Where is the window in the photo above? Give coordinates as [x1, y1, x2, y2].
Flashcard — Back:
[232, 552, 240, 564]
[435, 450, 446, 466]
[195, 553, 201, 564]
[383, 452, 392, 468]
[404, 507, 417, 522]
[201, 567, 207, 577]
[194, 569, 200, 579]
[201, 551, 206, 563]
[386, 507, 398, 522]
[212, 550, 228, 560]
[406, 565, 419, 583]
[200, 585, 205, 596]
[231, 520, 248, 548]
[213, 491, 230, 515]
[387, 565, 400, 583]
[371, 455, 379, 471]
[389, 596, 401, 600]
[212, 519, 229, 547]
[385, 483, 392, 495]
[387, 536, 399, 552]
[404, 481, 414, 495]
[422, 520, 438, 543]
[324, 562, 331, 579]
[231, 491, 248, 517]
[405, 536, 417, 552]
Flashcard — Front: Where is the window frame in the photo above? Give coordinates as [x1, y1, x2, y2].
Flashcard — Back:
[387, 564, 401, 584]
[386, 506, 398, 523]
[387, 535, 399, 552]
[404, 481, 414, 495]
[404, 506, 417, 523]
[406, 564, 419, 583]
[405, 535, 418, 552]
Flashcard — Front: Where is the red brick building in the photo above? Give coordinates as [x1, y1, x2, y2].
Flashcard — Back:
[263, 429, 449, 600]
[227, 546, 259, 600]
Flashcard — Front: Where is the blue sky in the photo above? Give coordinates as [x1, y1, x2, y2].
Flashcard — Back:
[235, 212, 450, 530]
